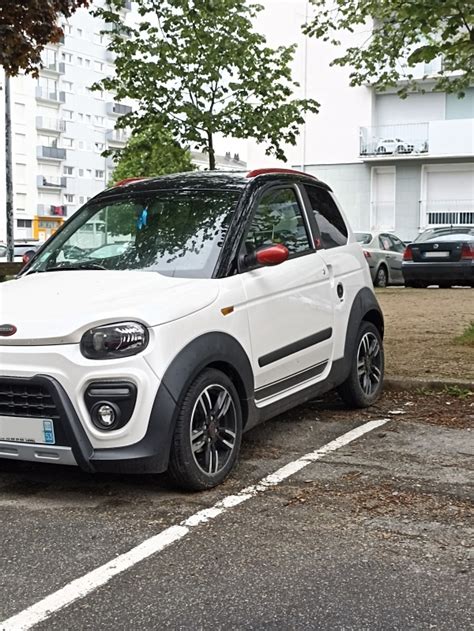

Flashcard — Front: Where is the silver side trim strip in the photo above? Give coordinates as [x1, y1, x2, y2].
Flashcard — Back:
[0, 441, 77, 466]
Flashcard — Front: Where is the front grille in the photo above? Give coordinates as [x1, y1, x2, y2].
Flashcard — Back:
[0, 382, 60, 420]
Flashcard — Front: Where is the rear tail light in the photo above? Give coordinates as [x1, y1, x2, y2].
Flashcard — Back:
[460, 243, 474, 260]
[403, 245, 413, 261]
[363, 250, 371, 259]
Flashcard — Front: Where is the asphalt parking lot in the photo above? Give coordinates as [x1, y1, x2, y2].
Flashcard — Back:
[0, 391, 472, 630]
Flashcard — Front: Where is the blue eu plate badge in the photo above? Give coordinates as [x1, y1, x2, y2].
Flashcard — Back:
[43, 420, 55, 444]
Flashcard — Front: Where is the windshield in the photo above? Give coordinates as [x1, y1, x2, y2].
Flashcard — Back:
[414, 226, 474, 243]
[355, 232, 372, 245]
[26, 190, 240, 278]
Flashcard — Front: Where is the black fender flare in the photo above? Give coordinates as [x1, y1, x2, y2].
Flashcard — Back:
[339, 287, 384, 382]
[90, 333, 255, 474]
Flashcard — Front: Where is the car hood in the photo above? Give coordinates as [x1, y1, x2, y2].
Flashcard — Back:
[0, 270, 219, 345]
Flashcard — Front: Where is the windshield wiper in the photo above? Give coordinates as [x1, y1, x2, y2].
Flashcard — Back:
[42, 263, 107, 272]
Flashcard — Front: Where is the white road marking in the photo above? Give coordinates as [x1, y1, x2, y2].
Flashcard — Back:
[0, 418, 389, 631]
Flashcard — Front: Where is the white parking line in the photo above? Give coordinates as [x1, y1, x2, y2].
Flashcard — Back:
[0, 418, 389, 631]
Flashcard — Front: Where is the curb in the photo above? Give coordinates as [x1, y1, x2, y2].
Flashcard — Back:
[384, 376, 474, 392]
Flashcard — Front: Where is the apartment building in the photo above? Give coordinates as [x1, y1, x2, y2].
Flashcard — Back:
[247, 0, 474, 241]
[0, 1, 133, 243]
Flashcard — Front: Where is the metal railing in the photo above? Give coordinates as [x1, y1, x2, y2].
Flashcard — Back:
[106, 128, 129, 144]
[36, 117, 66, 132]
[37, 146, 67, 160]
[37, 204, 68, 217]
[37, 175, 67, 188]
[420, 199, 474, 228]
[360, 123, 429, 156]
[35, 87, 66, 103]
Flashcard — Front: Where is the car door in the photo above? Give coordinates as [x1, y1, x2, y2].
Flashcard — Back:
[387, 234, 405, 283]
[301, 184, 363, 362]
[379, 233, 400, 283]
[239, 185, 334, 401]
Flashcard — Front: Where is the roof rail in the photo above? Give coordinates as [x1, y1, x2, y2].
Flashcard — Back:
[114, 177, 149, 187]
[246, 168, 316, 179]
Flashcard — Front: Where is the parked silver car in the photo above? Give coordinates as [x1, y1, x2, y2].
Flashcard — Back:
[355, 231, 405, 287]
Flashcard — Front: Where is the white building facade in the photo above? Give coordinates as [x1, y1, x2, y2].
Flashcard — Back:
[247, 0, 474, 241]
[0, 1, 132, 243]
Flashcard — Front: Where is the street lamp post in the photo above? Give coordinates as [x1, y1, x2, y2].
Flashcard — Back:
[4, 73, 14, 261]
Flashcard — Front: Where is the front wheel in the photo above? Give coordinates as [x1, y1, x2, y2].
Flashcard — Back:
[168, 368, 242, 491]
[338, 321, 384, 408]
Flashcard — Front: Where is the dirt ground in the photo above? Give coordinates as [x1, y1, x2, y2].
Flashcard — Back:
[376, 287, 474, 381]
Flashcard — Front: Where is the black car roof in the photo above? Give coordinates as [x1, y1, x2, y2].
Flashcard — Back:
[96, 168, 332, 200]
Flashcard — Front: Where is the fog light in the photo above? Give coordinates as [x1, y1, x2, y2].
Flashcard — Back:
[92, 402, 120, 430]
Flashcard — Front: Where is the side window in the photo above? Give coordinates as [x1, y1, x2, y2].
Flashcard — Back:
[379, 235, 392, 251]
[388, 235, 405, 253]
[244, 188, 311, 256]
[304, 186, 348, 249]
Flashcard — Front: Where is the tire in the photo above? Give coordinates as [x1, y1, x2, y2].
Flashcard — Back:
[374, 265, 388, 288]
[338, 321, 384, 408]
[396, 144, 405, 153]
[376, 146, 386, 154]
[168, 368, 242, 491]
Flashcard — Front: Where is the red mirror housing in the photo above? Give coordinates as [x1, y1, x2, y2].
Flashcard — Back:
[255, 244, 289, 266]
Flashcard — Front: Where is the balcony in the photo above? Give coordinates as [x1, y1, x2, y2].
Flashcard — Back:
[360, 119, 474, 160]
[360, 123, 429, 157]
[41, 61, 66, 75]
[36, 117, 66, 133]
[37, 175, 67, 189]
[106, 101, 132, 117]
[37, 204, 68, 217]
[37, 146, 67, 161]
[106, 128, 129, 145]
[35, 86, 66, 105]
[420, 199, 474, 229]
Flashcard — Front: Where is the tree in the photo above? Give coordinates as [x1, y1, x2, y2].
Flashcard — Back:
[0, 0, 89, 76]
[92, 0, 319, 170]
[109, 123, 194, 184]
[305, 1, 474, 96]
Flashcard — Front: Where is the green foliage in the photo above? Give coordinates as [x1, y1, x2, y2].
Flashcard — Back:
[92, 0, 319, 169]
[454, 320, 474, 347]
[0, 0, 88, 76]
[305, 1, 474, 96]
[109, 124, 194, 185]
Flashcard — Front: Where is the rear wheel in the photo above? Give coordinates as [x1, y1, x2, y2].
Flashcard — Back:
[168, 368, 242, 491]
[338, 321, 384, 408]
[374, 265, 388, 288]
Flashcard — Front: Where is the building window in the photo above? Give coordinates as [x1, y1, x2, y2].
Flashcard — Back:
[64, 166, 74, 175]
[17, 219, 32, 228]
[79, 196, 85, 204]
[63, 109, 73, 120]
[95, 170, 104, 179]
[79, 168, 84, 177]
[61, 52, 72, 63]
[77, 56, 83, 65]
[78, 140, 84, 149]
[86, 114, 91, 123]
[94, 61, 103, 72]
[86, 169, 92, 178]
[62, 80, 73, 92]
[78, 113, 84, 121]
[65, 194, 75, 203]
[63, 137, 74, 148]
[94, 115, 104, 126]
[85, 58, 91, 67]
[77, 28, 83, 37]
[95, 142, 104, 152]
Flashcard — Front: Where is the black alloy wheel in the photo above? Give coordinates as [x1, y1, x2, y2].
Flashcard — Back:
[168, 368, 242, 490]
[338, 321, 384, 408]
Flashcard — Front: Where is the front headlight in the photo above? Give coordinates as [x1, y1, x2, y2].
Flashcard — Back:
[81, 322, 149, 359]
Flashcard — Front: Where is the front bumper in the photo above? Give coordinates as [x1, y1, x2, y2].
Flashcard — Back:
[0, 374, 178, 474]
[402, 261, 473, 285]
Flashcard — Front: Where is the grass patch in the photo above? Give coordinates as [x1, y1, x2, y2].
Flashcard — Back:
[454, 321, 474, 347]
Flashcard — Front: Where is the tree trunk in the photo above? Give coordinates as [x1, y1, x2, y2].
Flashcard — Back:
[4, 73, 14, 262]
[207, 131, 216, 170]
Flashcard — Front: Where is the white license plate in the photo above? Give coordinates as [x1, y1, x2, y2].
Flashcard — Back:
[424, 251, 449, 258]
[0, 416, 56, 445]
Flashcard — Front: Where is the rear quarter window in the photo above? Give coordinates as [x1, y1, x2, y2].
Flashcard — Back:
[304, 186, 348, 249]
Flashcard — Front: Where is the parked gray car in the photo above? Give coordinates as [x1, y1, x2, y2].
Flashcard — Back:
[355, 231, 405, 287]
